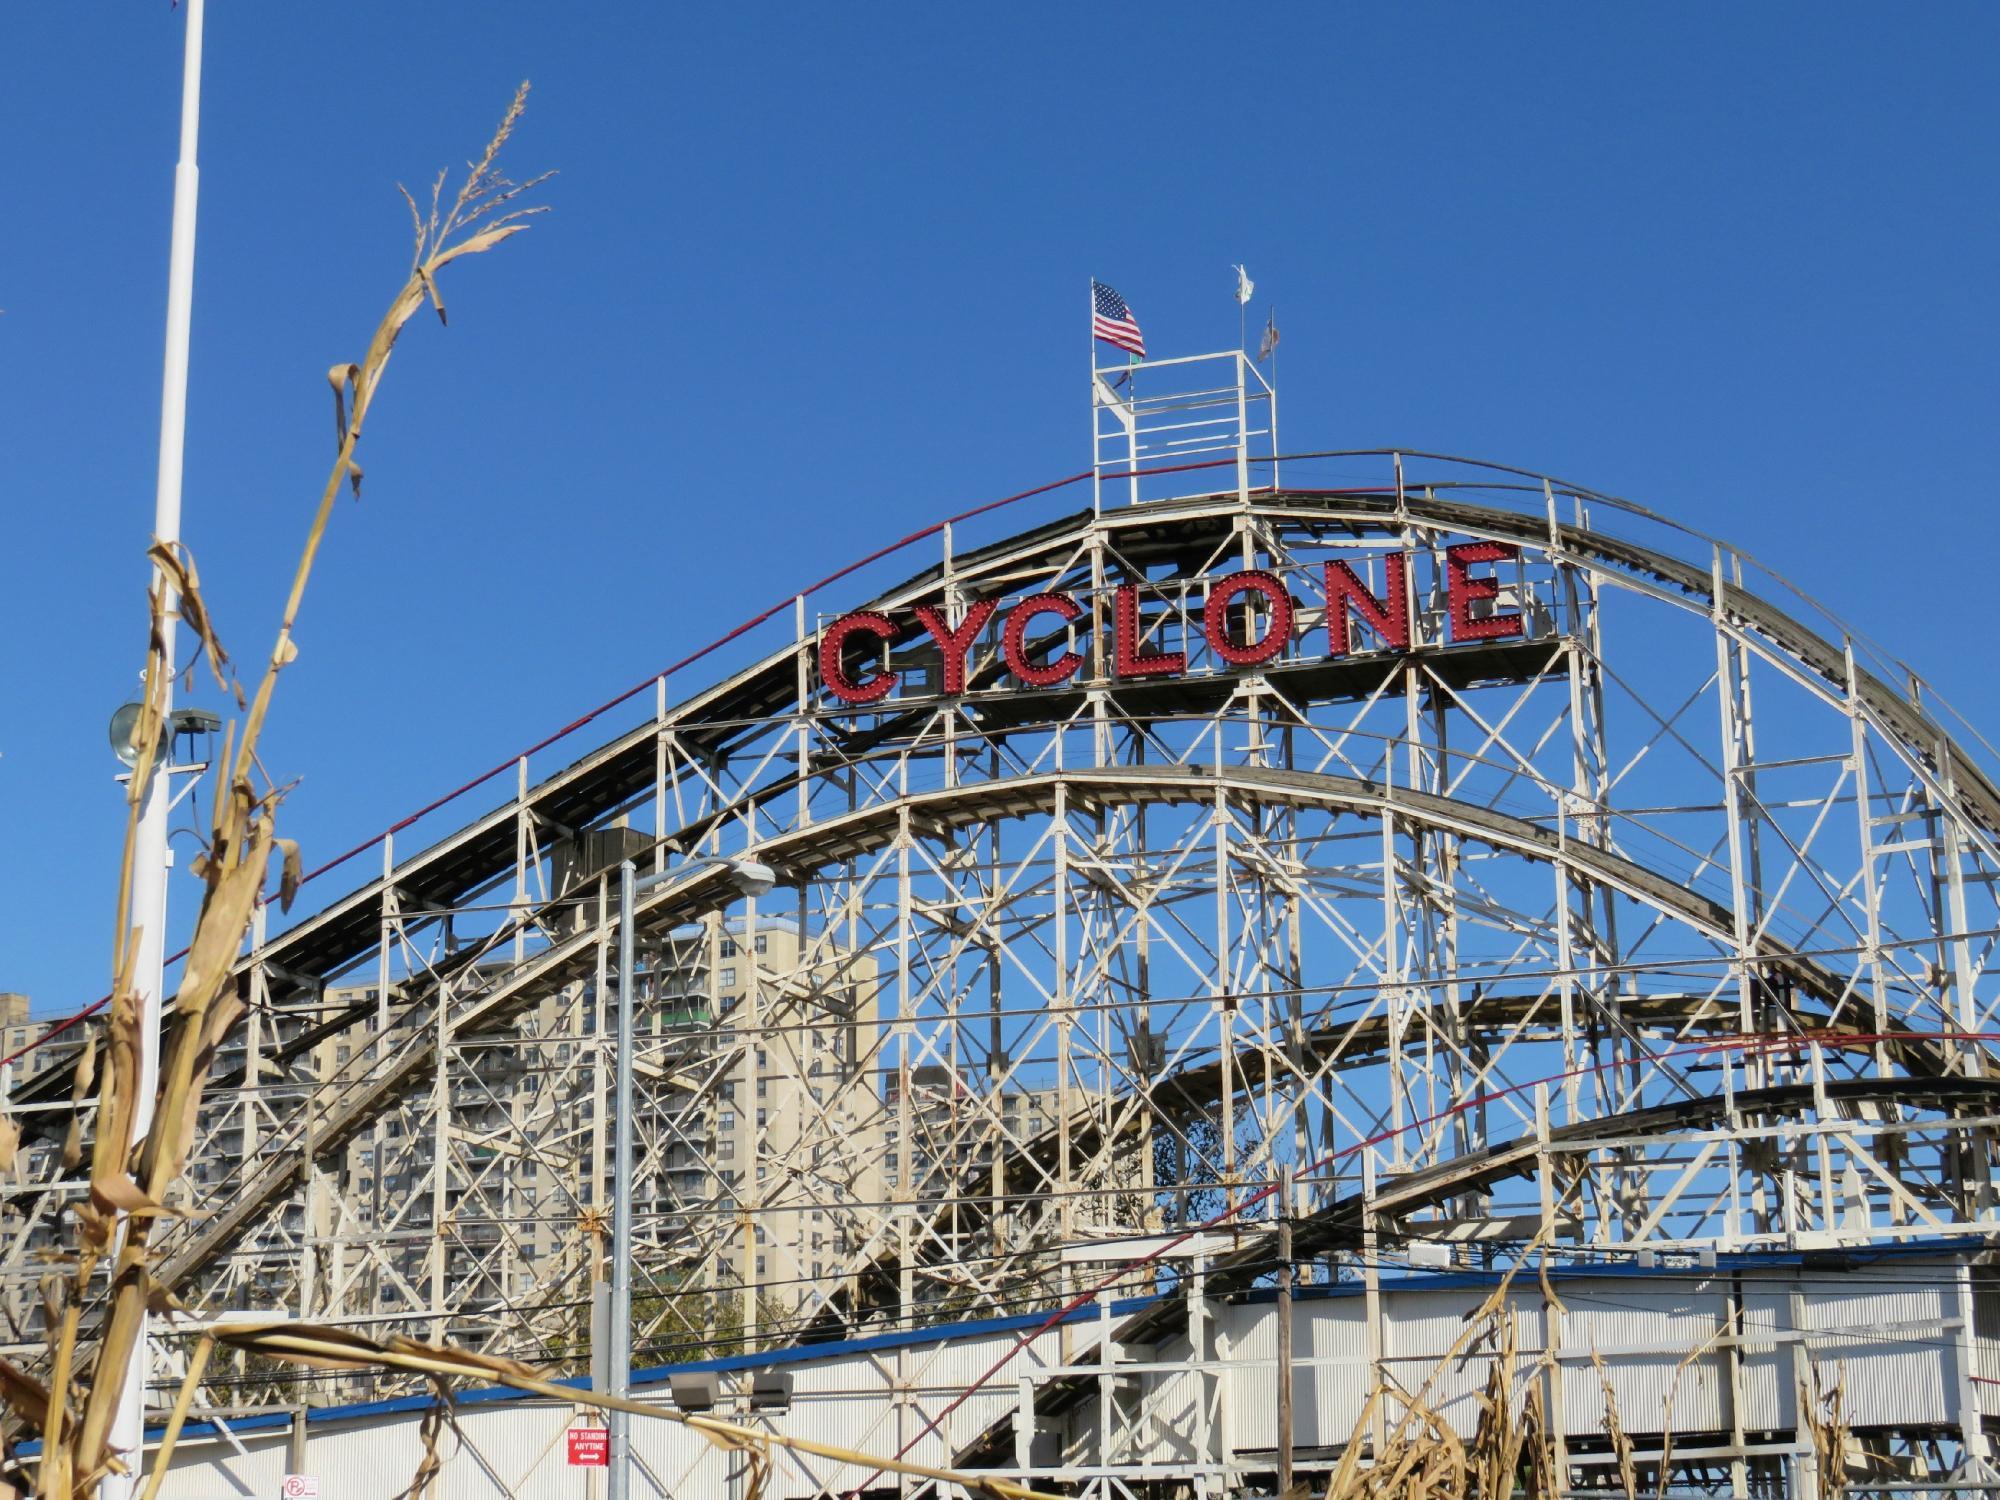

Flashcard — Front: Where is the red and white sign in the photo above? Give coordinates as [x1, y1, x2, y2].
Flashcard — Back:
[817, 543, 1530, 707]
[281, 1478, 320, 1500]
[566, 1426, 611, 1467]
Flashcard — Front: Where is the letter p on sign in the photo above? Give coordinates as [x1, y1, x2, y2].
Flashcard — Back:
[282, 1478, 319, 1499]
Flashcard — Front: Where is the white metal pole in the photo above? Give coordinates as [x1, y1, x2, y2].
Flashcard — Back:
[108, 3, 204, 1495]
[610, 861, 638, 1500]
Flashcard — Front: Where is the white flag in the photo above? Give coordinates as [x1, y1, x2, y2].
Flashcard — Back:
[1233, 264, 1254, 306]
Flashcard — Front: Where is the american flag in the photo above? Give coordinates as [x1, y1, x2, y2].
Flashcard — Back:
[1091, 280, 1146, 358]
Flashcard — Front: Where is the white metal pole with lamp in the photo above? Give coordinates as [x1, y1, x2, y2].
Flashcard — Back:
[107, 3, 206, 1496]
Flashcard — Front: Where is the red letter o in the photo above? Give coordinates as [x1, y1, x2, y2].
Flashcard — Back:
[1203, 570, 1294, 667]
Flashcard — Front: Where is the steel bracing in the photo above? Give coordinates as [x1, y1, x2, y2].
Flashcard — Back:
[10, 445, 2000, 1494]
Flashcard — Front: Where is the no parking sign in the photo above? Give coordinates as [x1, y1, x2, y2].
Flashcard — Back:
[566, 1427, 610, 1467]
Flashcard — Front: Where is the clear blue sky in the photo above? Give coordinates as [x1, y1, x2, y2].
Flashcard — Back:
[2, 5, 1995, 1017]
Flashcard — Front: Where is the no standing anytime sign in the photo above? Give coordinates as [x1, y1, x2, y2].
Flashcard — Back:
[566, 1426, 610, 1467]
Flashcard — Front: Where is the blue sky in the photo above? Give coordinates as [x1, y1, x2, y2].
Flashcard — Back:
[1, 4, 1995, 1016]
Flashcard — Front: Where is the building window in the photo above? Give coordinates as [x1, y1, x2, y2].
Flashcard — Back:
[720, 938, 737, 958]
[754, 935, 768, 955]
[757, 1078, 768, 1100]
[720, 1111, 736, 1131]
[756, 1109, 767, 1128]
[756, 1049, 768, 1070]
[719, 967, 736, 988]
[720, 1081, 735, 1102]
[756, 1256, 766, 1276]
[718, 1139, 734, 1160]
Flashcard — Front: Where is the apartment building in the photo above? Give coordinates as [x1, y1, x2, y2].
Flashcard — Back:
[170, 908, 889, 1331]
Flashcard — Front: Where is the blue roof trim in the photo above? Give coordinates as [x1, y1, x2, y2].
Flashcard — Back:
[1232, 1232, 1998, 1306]
[105, 1231, 1997, 1450]
[121, 1291, 1164, 1449]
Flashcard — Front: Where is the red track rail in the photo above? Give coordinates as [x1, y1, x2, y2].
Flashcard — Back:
[8, 464, 1125, 1067]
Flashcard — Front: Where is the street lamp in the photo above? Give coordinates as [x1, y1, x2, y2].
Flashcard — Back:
[109, 704, 224, 769]
[609, 854, 774, 1500]
[110, 0, 207, 1489]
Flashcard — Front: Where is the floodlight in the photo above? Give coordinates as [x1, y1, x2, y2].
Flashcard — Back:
[668, 1371, 719, 1411]
[108, 702, 146, 769]
[110, 704, 221, 769]
[171, 707, 222, 737]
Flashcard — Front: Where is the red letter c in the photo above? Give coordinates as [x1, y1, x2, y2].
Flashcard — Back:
[819, 611, 899, 704]
[1003, 593, 1085, 686]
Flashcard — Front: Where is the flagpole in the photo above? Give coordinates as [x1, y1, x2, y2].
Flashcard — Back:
[109, 1, 205, 1494]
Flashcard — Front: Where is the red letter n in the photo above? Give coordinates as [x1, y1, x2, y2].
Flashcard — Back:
[1323, 555, 1410, 658]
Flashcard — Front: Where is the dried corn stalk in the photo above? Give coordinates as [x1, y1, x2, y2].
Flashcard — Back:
[204, 1322, 1061, 1500]
[6, 83, 549, 1500]
[1801, 1366, 1852, 1500]
[1589, 1345, 1640, 1498]
[1325, 1231, 1573, 1499]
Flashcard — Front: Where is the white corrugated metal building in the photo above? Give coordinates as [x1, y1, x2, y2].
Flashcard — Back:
[140, 1242, 1994, 1499]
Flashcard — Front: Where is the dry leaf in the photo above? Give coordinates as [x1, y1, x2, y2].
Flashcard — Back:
[69, 1033, 98, 1104]
[416, 263, 446, 326]
[0, 1356, 60, 1435]
[146, 540, 233, 695]
[427, 220, 531, 272]
[89, 1173, 168, 1218]
[273, 838, 303, 913]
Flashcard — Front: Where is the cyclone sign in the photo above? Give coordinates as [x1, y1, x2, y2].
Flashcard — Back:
[817, 541, 1529, 706]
